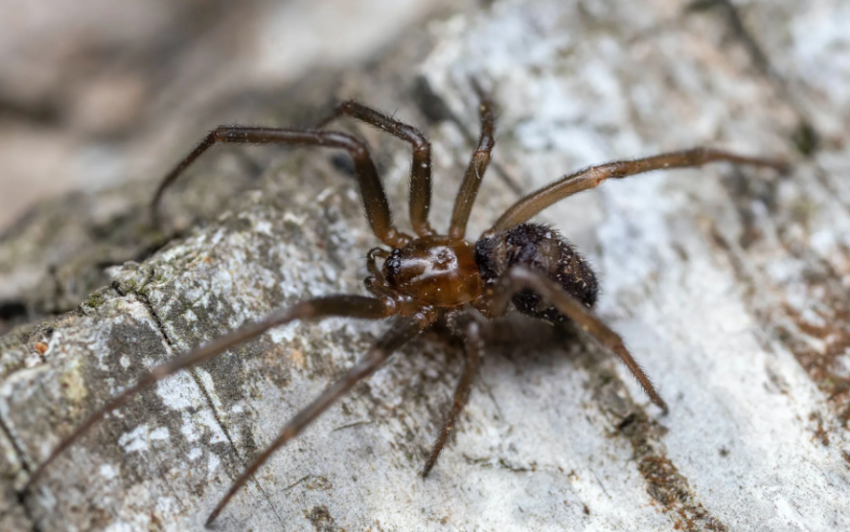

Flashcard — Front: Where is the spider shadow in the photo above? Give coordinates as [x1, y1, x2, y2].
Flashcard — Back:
[394, 310, 602, 468]
[478, 312, 590, 369]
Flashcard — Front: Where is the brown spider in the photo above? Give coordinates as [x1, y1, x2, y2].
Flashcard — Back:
[25, 82, 786, 526]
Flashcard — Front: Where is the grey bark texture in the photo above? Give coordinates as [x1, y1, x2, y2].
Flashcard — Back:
[2, 0, 849, 531]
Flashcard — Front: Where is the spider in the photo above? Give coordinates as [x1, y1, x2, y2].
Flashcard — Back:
[25, 81, 786, 527]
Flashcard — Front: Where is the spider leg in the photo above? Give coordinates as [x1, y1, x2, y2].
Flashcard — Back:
[449, 80, 497, 239]
[205, 311, 436, 527]
[151, 127, 411, 248]
[25, 295, 395, 491]
[364, 247, 395, 298]
[483, 266, 668, 412]
[489, 147, 789, 233]
[422, 317, 483, 477]
[317, 101, 434, 236]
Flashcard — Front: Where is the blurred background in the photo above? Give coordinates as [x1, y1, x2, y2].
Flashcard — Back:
[0, 0, 455, 231]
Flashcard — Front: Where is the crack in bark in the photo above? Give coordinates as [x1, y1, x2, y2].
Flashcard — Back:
[619, 413, 727, 531]
[691, 0, 850, 450]
[709, 170, 850, 444]
[131, 272, 286, 528]
[586, 355, 729, 532]
[0, 410, 38, 532]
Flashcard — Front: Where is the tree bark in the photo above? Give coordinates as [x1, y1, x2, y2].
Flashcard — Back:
[1, 0, 849, 531]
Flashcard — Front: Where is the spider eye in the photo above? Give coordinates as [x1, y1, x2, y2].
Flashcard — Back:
[383, 248, 403, 283]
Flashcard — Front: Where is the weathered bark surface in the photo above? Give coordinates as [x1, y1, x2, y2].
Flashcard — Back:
[1, 0, 849, 531]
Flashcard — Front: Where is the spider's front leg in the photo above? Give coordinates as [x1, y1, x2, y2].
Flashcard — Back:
[150, 126, 412, 248]
[449, 80, 497, 240]
[205, 311, 436, 526]
[317, 101, 435, 236]
[480, 266, 668, 413]
[24, 294, 398, 494]
[489, 147, 788, 233]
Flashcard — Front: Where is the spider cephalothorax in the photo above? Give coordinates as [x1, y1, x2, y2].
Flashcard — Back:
[25, 81, 786, 527]
[380, 236, 481, 306]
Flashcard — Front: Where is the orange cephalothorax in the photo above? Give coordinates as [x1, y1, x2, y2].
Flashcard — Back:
[383, 235, 482, 306]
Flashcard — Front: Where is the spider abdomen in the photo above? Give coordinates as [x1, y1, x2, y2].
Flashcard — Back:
[475, 223, 598, 322]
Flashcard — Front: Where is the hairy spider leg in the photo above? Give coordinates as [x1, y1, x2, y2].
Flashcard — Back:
[485, 266, 668, 412]
[449, 80, 497, 240]
[150, 127, 412, 248]
[25, 295, 394, 491]
[489, 147, 788, 234]
[422, 316, 484, 477]
[317, 101, 435, 236]
[205, 312, 436, 527]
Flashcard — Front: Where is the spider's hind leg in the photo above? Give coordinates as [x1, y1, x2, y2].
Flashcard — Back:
[422, 316, 484, 477]
[482, 266, 668, 413]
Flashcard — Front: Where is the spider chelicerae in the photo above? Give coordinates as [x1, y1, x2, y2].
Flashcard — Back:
[26, 81, 785, 526]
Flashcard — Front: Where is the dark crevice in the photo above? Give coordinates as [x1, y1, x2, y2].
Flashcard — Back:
[411, 76, 456, 125]
[0, 411, 29, 471]
[0, 300, 34, 337]
[0, 404, 40, 531]
[328, 153, 356, 177]
[132, 280, 285, 528]
[0, 301, 28, 321]
[110, 281, 127, 298]
[0, 95, 61, 126]
[791, 121, 819, 158]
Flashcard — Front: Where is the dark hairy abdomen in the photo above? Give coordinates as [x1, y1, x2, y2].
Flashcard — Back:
[475, 223, 598, 322]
